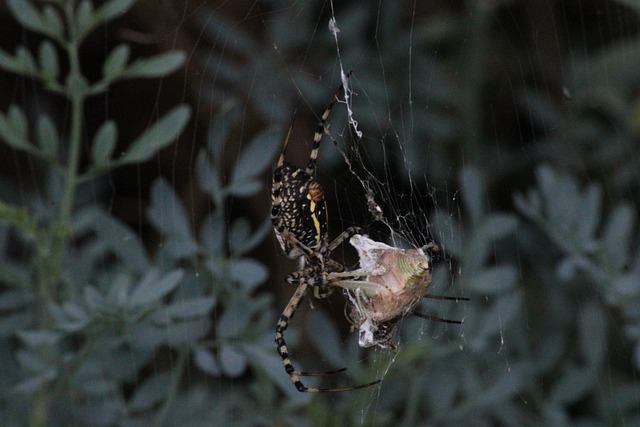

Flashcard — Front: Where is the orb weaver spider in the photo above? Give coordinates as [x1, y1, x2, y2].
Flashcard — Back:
[270, 78, 381, 393]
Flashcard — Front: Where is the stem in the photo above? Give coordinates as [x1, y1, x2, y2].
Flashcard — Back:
[59, 47, 84, 225]
[154, 348, 188, 427]
[30, 2, 87, 426]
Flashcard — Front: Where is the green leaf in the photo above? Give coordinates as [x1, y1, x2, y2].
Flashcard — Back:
[217, 301, 252, 339]
[79, 378, 116, 397]
[122, 51, 186, 79]
[76, 207, 151, 270]
[16, 46, 37, 76]
[199, 213, 225, 255]
[229, 258, 268, 290]
[157, 236, 200, 262]
[308, 309, 344, 367]
[0, 290, 32, 311]
[16, 350, 48, 372]
[13, 373, 51, 395]
[147, 178, 192, 239]
[130, 269, 184, 306]
[91, 120, 118, 165]
[218, 345, 247, 377]
[17, 330, 61, 347]
[207, 100, 240, 161]
[36, 115, 58, 157]
[0, 48, 21, 74]
[229, 127, 281, 193]
[430, 208, 463, 259]
[0, 262, 31, 290]
[576, 184, 602, 243]
[0, 200, 39, 235]
[241, 343, 303, 397]
[164, 318, 210, 346]
[48, 303, 85, 333]
[195, 151, 223, 204]
[102, 44, 130, 79]
[578, 302, 607, 366]
[77, 0, 135, 41]
[38, 41, 59, 82]
[0, 311, 32, 337]
[0, 105, 37, 154]
[93, 0, 136, 25]
[194, 346, 219, 375]
[229, 217, 271, 256]
[118, 105, 191, 164]
[129, 371, 171, 412]
[146, 177, 200, 261]
[72, 398, 122, 424]
[612, 273, 638, 300]
[225, 180, 262, 197]
[62, 301, 88, 322]
[469, 265, 518, 294]
[229, 218, 251, 254]
[7, 0, 50, 38]
[603, 203, 635, 270]
[460, 167, 486, 222]
[83, 286, 105, 311]
[105, 275, 131, 308]
[8, 105, 27, 138]
[127, 323, 165, 350]
[163, 297, 215, 319]
[549, 363, 596, 404]
[75, 0, 94, 40]
[95, 0, 135, 23]
[480, 213, 518, 241]
[42, 5, 64, 40]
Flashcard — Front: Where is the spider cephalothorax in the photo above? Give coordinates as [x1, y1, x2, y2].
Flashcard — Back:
[271, 79, 379, 393]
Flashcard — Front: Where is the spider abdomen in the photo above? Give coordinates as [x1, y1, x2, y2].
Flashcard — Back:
[271, 162, 329, 259]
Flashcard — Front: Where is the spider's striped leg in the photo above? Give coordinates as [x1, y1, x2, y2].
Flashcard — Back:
[273, 229, 320, 261]
[325, 258, 348, 273]
[412, 312, 464, 324]
[328, 226, 362, 252]
[275, 283, 317, 392]
[304, 79, 349, 176]
[286, 264, 334, 299]
[414, 296, 469, 324]
[275, 283, 382, 393]
[423, 295, 470, 302]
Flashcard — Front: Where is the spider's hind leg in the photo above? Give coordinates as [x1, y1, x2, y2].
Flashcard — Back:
[275, 283, 377, 393]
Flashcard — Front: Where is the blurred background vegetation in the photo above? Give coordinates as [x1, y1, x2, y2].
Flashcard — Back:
[0, 0, 639, 425]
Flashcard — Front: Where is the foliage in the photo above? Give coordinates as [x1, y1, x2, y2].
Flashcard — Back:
[1, 0, 640, 426]
[0, 0, 282, 426]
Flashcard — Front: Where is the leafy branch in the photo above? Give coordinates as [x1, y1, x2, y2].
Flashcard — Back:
[0, 1, 190, 425]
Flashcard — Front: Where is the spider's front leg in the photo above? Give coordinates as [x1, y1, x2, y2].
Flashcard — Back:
[328, 226, 362, 252]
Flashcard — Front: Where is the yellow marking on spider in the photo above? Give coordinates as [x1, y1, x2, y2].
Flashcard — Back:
[307, 194, 322, 242]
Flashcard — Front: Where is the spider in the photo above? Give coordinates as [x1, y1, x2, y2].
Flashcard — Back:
[271, 79, 381, 393]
